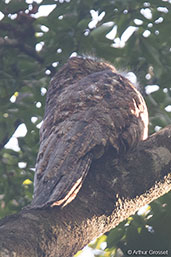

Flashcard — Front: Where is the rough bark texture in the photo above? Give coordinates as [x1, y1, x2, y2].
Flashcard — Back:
[0, 126, 171, 257]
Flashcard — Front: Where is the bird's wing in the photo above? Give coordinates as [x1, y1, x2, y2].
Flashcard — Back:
[32, 118, 105, 208]
[31, 59, 113, 209]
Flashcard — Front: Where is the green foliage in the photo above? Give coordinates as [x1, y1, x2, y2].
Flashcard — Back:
[0, 0, 170, 256]
[88, 193, 171, 257]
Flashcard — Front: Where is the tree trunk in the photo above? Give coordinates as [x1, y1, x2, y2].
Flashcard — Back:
[0, 126, 171, 257]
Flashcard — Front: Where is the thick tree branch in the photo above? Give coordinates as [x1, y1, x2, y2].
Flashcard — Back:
[0, 126, 171, 257]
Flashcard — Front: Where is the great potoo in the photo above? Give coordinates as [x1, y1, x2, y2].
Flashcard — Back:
[31, 56, 149, 208]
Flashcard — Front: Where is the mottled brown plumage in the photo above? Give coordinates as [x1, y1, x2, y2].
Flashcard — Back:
[31, 56, 148, 208]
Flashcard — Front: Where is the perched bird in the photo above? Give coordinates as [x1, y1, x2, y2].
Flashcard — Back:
[31, 56, 148, 208]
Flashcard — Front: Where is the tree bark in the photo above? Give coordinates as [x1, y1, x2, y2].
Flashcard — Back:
[0, 126, 171, 257]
